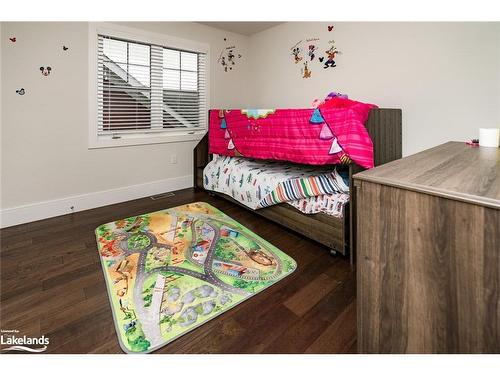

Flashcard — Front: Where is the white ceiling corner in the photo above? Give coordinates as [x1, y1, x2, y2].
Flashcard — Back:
[197, 22, 283, 36]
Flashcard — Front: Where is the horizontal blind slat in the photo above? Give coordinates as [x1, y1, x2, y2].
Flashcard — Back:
[97, 34, 207, 135]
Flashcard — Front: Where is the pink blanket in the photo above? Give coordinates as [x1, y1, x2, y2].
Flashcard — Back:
[209, 98, 377, 169]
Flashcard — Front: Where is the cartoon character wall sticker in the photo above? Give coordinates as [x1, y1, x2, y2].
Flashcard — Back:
[40, 66, 52, 76]
[302, 61, 311, 78]
[218, 37, 242, 72]
[304, 37, 319, 62]
[292, 47, 303, 63]
[308, 44, 318, 61]
[290, 41, 303, 64]
[10, 37, 69, 96]
[290, 25, 342, 78]
[323, 41, 341, 69]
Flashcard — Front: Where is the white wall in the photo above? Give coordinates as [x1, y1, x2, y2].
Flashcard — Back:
[248, 22, 500, 156]
[1, 22, 499, 227]
[1, 22, 250, 225]
[498, 23, 500, 120]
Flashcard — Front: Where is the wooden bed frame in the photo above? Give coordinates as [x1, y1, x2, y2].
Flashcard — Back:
[193, 108, 402, 263]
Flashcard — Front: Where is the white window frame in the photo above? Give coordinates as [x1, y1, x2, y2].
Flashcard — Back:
[88, 22, 210, 149]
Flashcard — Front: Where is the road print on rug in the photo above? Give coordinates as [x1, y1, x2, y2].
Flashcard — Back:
[95, 202, 297, 353]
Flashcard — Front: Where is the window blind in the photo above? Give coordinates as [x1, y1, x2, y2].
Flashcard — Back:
[97, 35, 207, 136]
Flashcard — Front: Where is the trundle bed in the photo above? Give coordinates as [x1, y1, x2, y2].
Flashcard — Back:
[193, 108, 402, 262]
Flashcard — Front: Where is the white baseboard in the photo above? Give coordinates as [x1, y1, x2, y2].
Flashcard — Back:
[0, 175, 193, 228]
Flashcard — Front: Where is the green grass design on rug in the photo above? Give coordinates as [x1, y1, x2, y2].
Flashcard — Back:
[95, 202, 296, 353]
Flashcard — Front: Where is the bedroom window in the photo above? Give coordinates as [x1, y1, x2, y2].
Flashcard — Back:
[89, 24, 209, 148]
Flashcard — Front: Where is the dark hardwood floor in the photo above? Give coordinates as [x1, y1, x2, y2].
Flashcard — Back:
[0, 188, 356, 354]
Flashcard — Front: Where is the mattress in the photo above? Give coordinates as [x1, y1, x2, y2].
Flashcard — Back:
[203, 154, 349, 217]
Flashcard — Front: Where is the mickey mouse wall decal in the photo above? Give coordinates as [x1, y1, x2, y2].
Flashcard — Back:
[40, 66, 52, 76]
[289, 25, 341, 78]
[218, 37, 243, 72]
[9, 37, 16, 42]
[16, 88, 26, 95]
[63, 46, 68, 51]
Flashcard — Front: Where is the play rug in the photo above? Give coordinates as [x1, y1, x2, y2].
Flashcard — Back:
[95, 202, 297, 353]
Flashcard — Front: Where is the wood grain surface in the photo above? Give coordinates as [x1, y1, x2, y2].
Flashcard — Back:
[354, 141, 500, 209]
[356, 181, 499, 353]
[0, 188, 356, 354]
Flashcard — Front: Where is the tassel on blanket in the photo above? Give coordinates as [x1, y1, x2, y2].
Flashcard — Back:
[329, 138, 343, 154]
[319, 123, 334, 140]
[227, 139, 235, 150]
[224, 129, 231, 139]
[309, 108, 325, 124]
[220, 119, 227, 129]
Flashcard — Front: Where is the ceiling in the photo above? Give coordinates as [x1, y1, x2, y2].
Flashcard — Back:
[197, 22, 283, 36]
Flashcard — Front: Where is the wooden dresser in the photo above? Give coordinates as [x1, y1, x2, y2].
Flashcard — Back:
[354, 141, 499, 353]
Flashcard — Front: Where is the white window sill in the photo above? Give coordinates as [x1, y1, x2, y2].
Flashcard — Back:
[88, 130, 206, 149]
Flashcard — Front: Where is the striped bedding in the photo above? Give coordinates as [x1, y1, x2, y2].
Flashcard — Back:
[203, 154, 349, 216]
[287, 193, 350, 218]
